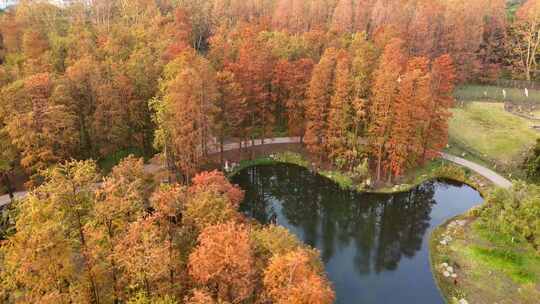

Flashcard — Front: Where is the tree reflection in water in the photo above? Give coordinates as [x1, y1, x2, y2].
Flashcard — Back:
[232, 164, 482, 304]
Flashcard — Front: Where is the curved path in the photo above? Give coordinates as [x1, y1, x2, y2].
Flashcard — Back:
[440, 152, 512, 189]
[0, 137, 512, 207]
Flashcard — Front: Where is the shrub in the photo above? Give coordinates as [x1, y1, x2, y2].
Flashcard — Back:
[271, 152, 309, 167]
[433, 164, 467, 182]
[320, 171, 353, 190]
[524, 138, 540, 182]
[480, 182, 540, 252]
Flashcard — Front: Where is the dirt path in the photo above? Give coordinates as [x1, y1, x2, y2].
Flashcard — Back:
[0, 138, 512, 207]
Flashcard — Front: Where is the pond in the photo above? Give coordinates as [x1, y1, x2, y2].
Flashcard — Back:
[231, 164, 483, 304]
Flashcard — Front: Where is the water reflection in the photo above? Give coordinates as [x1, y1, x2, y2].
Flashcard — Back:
[232, 164, 483, 304]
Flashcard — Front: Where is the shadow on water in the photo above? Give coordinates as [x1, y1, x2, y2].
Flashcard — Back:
[231, 163, 483, 304]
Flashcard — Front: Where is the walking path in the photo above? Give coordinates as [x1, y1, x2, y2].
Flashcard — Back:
[0, 137, 512, 207]
[440, 152, 512, 188]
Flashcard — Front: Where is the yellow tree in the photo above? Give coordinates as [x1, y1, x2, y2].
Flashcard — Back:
[1, 160, 101, 303]
[152, 50, 217, 183]
[150, 184, 188, 294]
[1, 193, 77, 303]
[510, 0, 540, 80]
[114, 216, 172, 299]
[1, 73, 78, 181]
[87, 157, 153, 303]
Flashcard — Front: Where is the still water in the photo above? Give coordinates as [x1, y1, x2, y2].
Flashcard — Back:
[232, 164, 483, 304]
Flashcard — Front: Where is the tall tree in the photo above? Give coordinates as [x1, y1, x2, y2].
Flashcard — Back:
[510, 0, 540, 80]
[228, 26, 275, 144]
[387, 57, 431, 178]
[1, 73, 78, 180]
[214, 70, 247, 165]
[2, 160, 100, 303]
[153, 50, 217, 183]
[263, 249, 335, 304]
[368, 38, 406, 181]
[150, 184, 188, 294]
[87, 157, 152, 303]
[188, 221, 256, 303]
[273, 58, 315, 139]
[114, 216, 172, 299]
[327, 52, 356, 169]
[331, 0, 354, 33]
[421, 54, 455, 160]
[305, 47, 339, 161]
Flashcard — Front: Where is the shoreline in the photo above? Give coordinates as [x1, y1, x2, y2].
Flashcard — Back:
[228, 153, 507, 304]
[226, 152, 492, 196]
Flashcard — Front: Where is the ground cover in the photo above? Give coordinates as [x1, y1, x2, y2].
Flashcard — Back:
[448, 102, 539, 175]
[431, 214, 540, 304]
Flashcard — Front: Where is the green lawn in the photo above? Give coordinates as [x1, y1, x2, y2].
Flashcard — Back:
[449, 102, 539, 168]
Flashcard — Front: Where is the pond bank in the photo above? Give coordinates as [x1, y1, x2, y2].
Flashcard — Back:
[430, 213, 540, 304]
[226, 150, 492, 196]
[232, 163, 484, 304]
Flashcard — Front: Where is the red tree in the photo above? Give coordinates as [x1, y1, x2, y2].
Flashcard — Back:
[368, 38, 407, 181]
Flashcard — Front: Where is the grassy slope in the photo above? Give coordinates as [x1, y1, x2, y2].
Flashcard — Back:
[431, 215, 540, 304]
[449, 102, 539, 169]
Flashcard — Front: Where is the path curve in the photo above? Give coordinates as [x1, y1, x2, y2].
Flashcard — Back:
[440, 152, 512, 188]
[0, 137, 512, 207]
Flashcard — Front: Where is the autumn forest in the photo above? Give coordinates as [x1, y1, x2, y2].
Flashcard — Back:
[0, 0, 539, 303]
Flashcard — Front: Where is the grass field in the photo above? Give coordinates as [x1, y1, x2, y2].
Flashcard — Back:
[431, 215, 540, 304]
[455, 85, 540, 104]
[449, 102, 539, 170]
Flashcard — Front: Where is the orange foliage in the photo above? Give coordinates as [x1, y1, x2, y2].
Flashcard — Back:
[190, 170, 244, 208]
[189, 221, 256, 303]
[305, 48, 338, 160]
[263, 249, 335, 304]
[369, 38, 407, 181]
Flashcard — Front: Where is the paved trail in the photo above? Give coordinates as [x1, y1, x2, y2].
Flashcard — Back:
[440, 153, 512, 189]
[0, 137, 512, 206]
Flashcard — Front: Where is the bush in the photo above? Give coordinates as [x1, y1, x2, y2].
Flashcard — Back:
[271, 152, 309, 168]
[320, 171, 353, 190]
[433, 164, 467, 182]
[524, 138, 540, 182]
[480, 182, 540, 252]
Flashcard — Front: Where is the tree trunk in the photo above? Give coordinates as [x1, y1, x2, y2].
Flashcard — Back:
[76, 211, 100, 304]
[376, 144, 383, 182]
[2, 173, 14, 200]
[220, 135, 224, 169]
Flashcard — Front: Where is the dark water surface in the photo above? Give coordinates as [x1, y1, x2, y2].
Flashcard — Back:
[232, 164, 483, 304]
